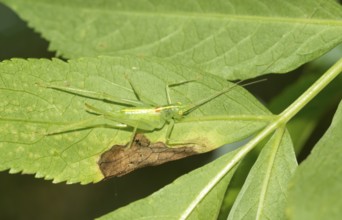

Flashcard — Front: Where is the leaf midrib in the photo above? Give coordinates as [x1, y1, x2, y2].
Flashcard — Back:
[111, 12, 342, 26]
[21, 1, 342, 26]
[255, 127, 285, 220]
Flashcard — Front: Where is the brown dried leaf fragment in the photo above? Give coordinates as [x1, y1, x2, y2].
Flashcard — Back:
[98, 134, 199, 178]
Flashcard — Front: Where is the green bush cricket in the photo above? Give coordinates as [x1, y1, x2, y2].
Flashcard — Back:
[39, 78, 263, 147]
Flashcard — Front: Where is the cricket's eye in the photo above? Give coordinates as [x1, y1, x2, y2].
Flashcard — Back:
[178, 110, 183, 115]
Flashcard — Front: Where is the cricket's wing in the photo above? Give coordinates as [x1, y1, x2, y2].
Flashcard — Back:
[86, 104, 166, 131]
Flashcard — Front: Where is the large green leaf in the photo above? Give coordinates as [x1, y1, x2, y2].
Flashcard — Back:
[97, 149, 238, 220]
[228, 128, 297, 220]
[2, 0, 342, 79]
[286, 101, 342, 220]
[0, 56, 269, 184]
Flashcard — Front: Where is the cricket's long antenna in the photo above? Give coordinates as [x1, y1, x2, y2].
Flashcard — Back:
[183, 79, 266, 115]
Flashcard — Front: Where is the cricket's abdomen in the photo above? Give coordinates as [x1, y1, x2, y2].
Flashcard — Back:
[116, 107, 166, 131]
[120, 107, 161, 115]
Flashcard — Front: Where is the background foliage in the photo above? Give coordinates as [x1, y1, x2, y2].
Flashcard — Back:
[0, 1, 341, 219]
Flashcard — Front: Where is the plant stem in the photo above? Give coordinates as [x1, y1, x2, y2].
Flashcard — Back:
[238, 56, 342, 162]
[183, 57, 342, 219]
[279, 57, 342, 124]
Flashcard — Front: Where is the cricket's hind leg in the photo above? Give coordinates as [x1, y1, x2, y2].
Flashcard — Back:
[44, 116, 128, 136]
[37, 82, 145, 107]
[124, 76, 158, 107]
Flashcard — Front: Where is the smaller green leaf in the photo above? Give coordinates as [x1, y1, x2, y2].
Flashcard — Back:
[228, 128, 297, 220]
[97, 150, 239, 220]
[218, 144, 263, 219]
[287, 101, 342, 220]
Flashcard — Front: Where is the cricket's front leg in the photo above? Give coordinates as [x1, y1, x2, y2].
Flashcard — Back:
[165, 119, 175, 145]
[165, 79, 198, 104]
[164, 119, 204, 147]
[125, 126, 138, 149]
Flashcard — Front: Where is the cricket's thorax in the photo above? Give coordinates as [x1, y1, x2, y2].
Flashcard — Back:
[115, 105, 184, 131]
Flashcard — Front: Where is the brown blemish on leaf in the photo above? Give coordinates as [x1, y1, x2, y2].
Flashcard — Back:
[98, 134, 199, 178]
